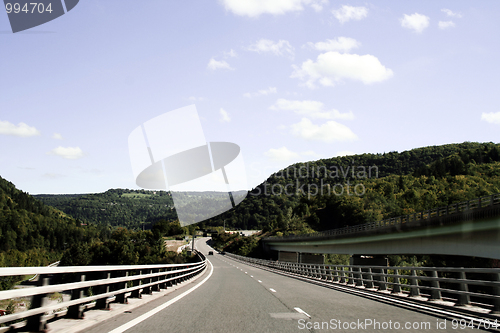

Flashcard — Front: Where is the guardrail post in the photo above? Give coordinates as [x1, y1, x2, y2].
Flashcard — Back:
[143, 269, 153, 294]
[456, 269, 470, 306]
[355, 267, 364, 287]
[159, 268, 167, 290]
[25, 275, 50, 332]
[95, 272, 112, 310]
[331, 266, 338, 283]
[339, 267, 346, 284]
[67, 273, 86, 319]
[366, 268, 374, 289]
[491, 272, 500, 314]
[376, 268, 387, 291]
[409, 269, 420, 297]
[326, 266, 332, 281]
[131, 270, 143, 298]
[151, 269, 161, 292]
[115, 271, 129, 304]
[391, 269, 402, 294]
[429, 270, 441, 301]
[347, 266, 355, 286]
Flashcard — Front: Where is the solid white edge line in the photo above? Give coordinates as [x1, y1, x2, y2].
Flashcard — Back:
[107, 259, 214, 333]
[294, 307, 311, 318]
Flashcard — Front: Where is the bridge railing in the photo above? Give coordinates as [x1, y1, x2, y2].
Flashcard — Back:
[225, 252, 500, 314]
[0, 251, 206, 332]
[266, 193, 500, 241]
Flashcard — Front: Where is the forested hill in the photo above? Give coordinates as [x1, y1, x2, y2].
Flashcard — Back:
[35, 189, 177, 229]
[203, 141, 500, 232]
[34, 141, 500, 233]
[0, 175, 103, 267]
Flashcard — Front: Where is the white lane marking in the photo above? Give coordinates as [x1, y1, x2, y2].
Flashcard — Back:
[245, 272, 247, 274]
[294, 307, 311, 318]
[107, 259, 214, 333]
[258, 280, 262, 283]
[250, 275, 253, 278]
[269, 288, 276, 293]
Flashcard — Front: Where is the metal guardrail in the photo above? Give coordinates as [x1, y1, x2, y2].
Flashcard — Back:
[0, 252, 207, 332]
[266, 193, 500, 241]
[225, 253, 500, 315]
[28, 261, 60, 282]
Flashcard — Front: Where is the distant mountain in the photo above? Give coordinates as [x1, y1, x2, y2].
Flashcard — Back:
[35, 189, 178, 229]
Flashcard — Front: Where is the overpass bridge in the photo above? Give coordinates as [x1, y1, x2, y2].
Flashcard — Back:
[0, 239, 499, 332]
[263, 194, 500, 261]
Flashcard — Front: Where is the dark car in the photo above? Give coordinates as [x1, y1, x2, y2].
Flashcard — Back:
[208, 251, 214, 255]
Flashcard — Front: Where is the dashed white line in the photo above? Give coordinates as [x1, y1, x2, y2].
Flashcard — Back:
[294, 307, 311, 318]
[269, 288, 276, 293]
[258, 280, 262, 283]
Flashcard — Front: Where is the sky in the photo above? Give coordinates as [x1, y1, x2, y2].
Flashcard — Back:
[1, 0, 500, 194]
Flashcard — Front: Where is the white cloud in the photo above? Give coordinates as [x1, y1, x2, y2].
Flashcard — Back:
[47, 146, 84, 159]
[332, 5, 368, 24]
[291, 51, 393, 88]
[305, 37, 360, 53]
[301, 150, 320, 157]
[42, 173, 66, 179]
[244, 87, 277, 98]
[207, 58, 234, 70]
[481, 112, 500, 125]
[219, 0, 327, 17]
[247, 39, 294, 58]
[52, 133, 63, 140]
[224, 49, 238, 58]
[400, 13, 430, 33]
[0, 120, 40, 137]
[291, 118, 357, 142]
[264, 146, 300, 161]
[270, 98, 354, 120]
[438, 21, 455, 29]
[335, 151, 355, 157]
[442, 9, 462, 18]
[188, 96, 206, 102]
[219, 108, 231, 122]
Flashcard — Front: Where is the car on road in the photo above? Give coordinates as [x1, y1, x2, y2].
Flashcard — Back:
[208, 251, 213, 255]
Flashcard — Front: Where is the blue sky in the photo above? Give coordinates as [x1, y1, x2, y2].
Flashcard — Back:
[1, 0, 500, 194]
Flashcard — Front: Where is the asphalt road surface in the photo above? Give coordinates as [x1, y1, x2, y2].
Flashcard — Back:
[84, 237, 483, 333]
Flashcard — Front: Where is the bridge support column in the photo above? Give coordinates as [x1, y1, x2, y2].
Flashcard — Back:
[278, 251, 299, 262]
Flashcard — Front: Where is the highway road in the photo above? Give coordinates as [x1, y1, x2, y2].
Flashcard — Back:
[84, 238, 484, 333]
